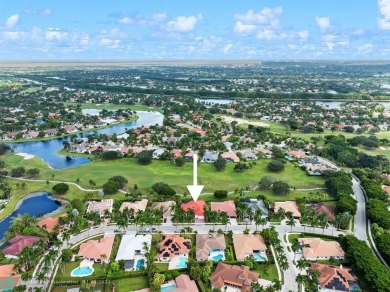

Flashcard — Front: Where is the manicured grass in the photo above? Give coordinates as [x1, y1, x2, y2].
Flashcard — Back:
[355, 146, 390, 159]
[254, 263, 279, 282]
[156, 263, 169, 271]
[61, 102, 163, 113]
[2, 154, 325, 196]
[55, 260, 107, 281]
[112, 276, 149, 291]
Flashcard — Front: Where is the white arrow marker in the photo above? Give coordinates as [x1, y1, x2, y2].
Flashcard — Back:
[186, 153, 204, 202]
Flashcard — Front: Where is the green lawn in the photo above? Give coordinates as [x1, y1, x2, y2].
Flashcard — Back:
[55, 260, 107, 282]
[254, 263, 279, 282]
[356, 146, 390, 160]
[61, 102, 163, 113]
[112, 276, 149, 291]
[2, 154, 325, 196]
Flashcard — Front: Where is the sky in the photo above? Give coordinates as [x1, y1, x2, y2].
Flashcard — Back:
[0, 0, 389, 60]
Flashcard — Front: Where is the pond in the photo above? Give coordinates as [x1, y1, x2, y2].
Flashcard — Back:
[8, 111, 163, 169]
[0, 192, 61, 240]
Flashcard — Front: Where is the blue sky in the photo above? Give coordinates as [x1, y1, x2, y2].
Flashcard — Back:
[0, 0, 389, 60]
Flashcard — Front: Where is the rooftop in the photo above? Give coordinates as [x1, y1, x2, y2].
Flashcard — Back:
[196, 234, 226, 260]
[78, 235, 115, 262]
[312, 263, 357, 292]
[232, 234, 267, 260]
[211, 200, 237, 217]
[299, 238, 345, 259]
[2, 235, 41, 257]
[181, 200, 205, 217]
[274, 201, 301, 218]
[115, 234, 152, 261]
[119, 199, 148, 214]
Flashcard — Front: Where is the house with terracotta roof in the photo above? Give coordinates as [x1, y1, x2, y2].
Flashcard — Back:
[156, 235, 191, 262]
[309, 203, 335, 222]
[221, 152, 240, 163]
[311, 263, 359, 292]
[232, 234, 267, 261]
[274, 201, 301, 219]
[211, 201, 237, 218]
[2, 235, 41, 258]
[181, 200, 205, 220]
[210, 263, 259, 292]
[286, 150, 306, 160]
[0, 264, 21, 290]
[150, 201, 175, 223]
[257, 148, 273, 159]
[119, 199, 148, 216]
[38, 213, 68, 233]
[298, 238, 345, 261]
[171, 274, 199, 292]
[191, 128, 206, 137]
[171, 149, 183, 159]
[86, 199, 113, 217]
[77, 235, 115, 263]
[196, 234, 226, 261]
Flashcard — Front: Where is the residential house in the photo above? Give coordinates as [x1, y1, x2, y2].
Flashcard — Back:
[191, 128, 206, 137]
[274, 201, 301, 219]
[156, 235, 191, 262]
[196, 234, 226, 261]
[183, 152, 196, 161]
[181, 200, 206, 220]
[232, 234, 267, 261]
[0, 264, 21, 290]
[86, 199, 113, 217]
[77, 235, 115, 263]
[242, 199, 268, 220]
[2, 235, 41, 258]
[286, 150, 306, 160]
[312, 263, 359, 292]
[241, 150, 257, 161]
[298, 238, 345, 261]
[309, 203, 335, 222]
[202, 151, 218, 163]
[171, 149, 182, 159]
[257, 148, 273, 159]
[210, 263, 259, 292]
[150, 201, 175, 223]
[119, 199, 148, 216]
[221, 152, 240, 163]
[211, 201, 237, 218]
[38, 214, 67, 233]
[152, 148, 165, 159]
[165, 274, 199, 292]
[115, 234, 152, 271]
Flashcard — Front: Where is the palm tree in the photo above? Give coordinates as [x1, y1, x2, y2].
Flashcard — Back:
[295, 274, 307, 292]
[36, 272, 48, 284]
[220, 212, 230, 231]
[291, 240, 301, 261]
[272, 279, 282, 291]
[287, 217, 296, 231]
[61, 231, 71, 246]
[278, 256, 289, 271]
[254, 209, 263, 232]
[296, 258, 307, 272]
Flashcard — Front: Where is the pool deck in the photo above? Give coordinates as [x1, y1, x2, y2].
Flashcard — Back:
[209, 250, 226, 261]
[161, 280, 176, 291]
[168, 255, 188, 270]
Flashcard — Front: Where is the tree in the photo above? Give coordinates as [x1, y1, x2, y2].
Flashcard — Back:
[108, 175, 128, 189]
[214, 190, 228, 199]
[150, 273, 165, 292]
[110, 261, 120, 273]
[258, 176, 275, 190]
[267, 160, 285, 172]
[234, 162, 249, 172]
[214, 157, 227, 171]
[152, 182, 176, 198]
[10, 167, 26, 177]
[272, 181, 290, 196]
[102, 181, 120, 194]
[137, 150, 153, 165]
[26, 168, 40, 178]
[52, 183, 69, 194]
[175, 157, 185, 167]
[287, 217, 296, 231]
[296, 274, 307, 292]
[101, 150, 121, 160]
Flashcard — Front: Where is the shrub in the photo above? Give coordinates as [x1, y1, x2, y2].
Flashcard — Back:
[214, 190, 228, 199]
[137, 150, 152, 165]
[272, 181, 290, 195]
[267, 160, 285, 172]
[52, 183, 69, 194]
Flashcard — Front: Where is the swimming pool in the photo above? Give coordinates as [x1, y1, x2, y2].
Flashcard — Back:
[253, 253, 267, 261]
[178, 257, 187, 268]
[212, 254, 224, 261]
[161, 284, 177, 291]
[71, 266, 94, 277]
[136, 259, 144, 270]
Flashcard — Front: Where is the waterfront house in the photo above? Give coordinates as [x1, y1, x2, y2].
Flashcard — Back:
[2, 235, 41, 258]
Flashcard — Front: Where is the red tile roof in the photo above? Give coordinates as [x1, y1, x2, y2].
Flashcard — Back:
[181, 200, 205, 217]
[211, 263, 259, 292]
[2, 235, 41, 257]
[211, 201, 237, 217]
[0, 264, 21, 289]
[312, 263, 357, 291]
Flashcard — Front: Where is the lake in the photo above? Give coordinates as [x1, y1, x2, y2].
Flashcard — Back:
[0, 192, 61, 240]
[9, 111, 163, 169]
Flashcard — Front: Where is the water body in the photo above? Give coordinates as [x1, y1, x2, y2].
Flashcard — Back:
[9, 111, 163, 169]
[0, 192, 61, 240]
[316, 101, 390, 109]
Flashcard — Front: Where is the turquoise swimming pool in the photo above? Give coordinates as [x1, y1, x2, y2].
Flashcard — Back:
[71, 266, 94, 277]
[161, 284, 177, 291]
[178, 257, 187, 268]
[136, 259, 144, 270]
[253, 253, 267, 261]
[212, 254, 224, 261]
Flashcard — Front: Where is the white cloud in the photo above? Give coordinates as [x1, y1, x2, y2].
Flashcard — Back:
[166, 14, 202, 32]
[315, 17, 330, 31]
[358, 43, 373, 54]
[378, 0, 390, 29]
[223, 43, 233, 53]
[297, 30, 309, 40]
[5, 14, 20, 29]
[234, 7, 282, 26]
[234, 21, 257, 33]
[118, 17, 134, 25]
[45, 28, 68, 41]
[99, 38, 120, 48]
